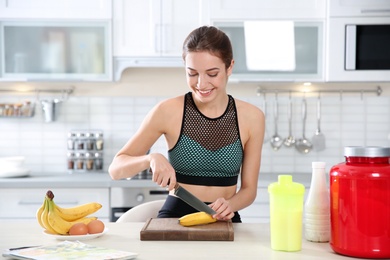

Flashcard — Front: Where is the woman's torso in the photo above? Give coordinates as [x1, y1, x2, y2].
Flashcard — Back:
[161, 93, 251, 201]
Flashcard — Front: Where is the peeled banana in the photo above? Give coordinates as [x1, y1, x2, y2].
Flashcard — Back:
[179, 211, 217, 227]
[36, 190, 101, 235]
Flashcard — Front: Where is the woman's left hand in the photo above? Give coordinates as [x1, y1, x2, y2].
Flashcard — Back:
[209, 198, 235, 221]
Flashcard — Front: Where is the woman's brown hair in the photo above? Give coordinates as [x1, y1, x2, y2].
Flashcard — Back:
[182, 26, 233, 69]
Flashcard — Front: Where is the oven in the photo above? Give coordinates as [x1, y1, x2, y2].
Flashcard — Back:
[109, 170, 169, 222]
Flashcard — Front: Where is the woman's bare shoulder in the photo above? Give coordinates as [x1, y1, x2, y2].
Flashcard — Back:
[154, 95, 185, 115]
[234, 98, 264, 119]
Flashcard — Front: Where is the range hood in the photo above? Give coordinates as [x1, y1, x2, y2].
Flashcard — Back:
[113, 57, 183, 81]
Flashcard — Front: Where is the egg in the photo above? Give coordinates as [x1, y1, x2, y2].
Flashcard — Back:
[68, 223, 88, 235]
[87, 219, 105, 234]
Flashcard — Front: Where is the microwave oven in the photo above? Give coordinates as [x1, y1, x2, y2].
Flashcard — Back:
[327, 17, 390, 82]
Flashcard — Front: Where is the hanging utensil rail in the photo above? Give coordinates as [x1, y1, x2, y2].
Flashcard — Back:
[256, 85, 382, 96]
[0, 87, 74, 95]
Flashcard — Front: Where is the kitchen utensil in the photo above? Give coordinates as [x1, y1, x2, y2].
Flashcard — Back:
[262, 92, 270, 144]
[270, 93, 283, 151]
[295, 97, 312, 154]
[140, 218, 234, 241]
[41, 99, 62, 122]
[312, 93, 326, 151]
[283, 93, 295, 147]
[174, 184, 216, 215]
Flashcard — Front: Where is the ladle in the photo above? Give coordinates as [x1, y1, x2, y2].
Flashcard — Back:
[270, 93, 283, 151]
[284, 92, 295, 147]
[295, 96, 313, 154]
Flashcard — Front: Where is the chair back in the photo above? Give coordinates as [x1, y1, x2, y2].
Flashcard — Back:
[116, 199, 165, 223]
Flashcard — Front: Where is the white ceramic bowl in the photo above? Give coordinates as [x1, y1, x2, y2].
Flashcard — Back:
[0, 156, 25, 169]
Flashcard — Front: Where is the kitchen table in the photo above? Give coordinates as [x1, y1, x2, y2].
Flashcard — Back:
[0, 221, 366, 260]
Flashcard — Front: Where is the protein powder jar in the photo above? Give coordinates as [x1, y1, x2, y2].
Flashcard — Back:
[330, 146, 390, 259]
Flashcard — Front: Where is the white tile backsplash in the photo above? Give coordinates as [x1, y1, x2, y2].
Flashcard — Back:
[1, 93, 390, 176]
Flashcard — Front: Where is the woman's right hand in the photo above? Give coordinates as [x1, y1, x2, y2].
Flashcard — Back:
[148, 153, 177, 191]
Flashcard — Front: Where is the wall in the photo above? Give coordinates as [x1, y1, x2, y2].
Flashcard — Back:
[1, 68, 390, 178]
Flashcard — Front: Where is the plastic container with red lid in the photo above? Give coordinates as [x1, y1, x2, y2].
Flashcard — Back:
[330, 146, 390, 259]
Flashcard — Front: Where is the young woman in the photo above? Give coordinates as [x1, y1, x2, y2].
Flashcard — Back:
[109, 26, 265, 222]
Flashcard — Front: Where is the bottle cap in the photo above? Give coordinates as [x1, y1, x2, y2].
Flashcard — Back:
[312, 162, 326, 168]
[268, 175, 305, 195]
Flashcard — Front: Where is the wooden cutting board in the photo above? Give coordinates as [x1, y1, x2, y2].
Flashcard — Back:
[140, 218, 234, 241]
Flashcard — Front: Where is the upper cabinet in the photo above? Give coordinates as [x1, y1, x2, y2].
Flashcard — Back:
[112, 0, 209, 80]
[0, 0, 112, 20]
[0, 1, 112, 81]
[328, 0, 390, 18]
[209, 0, 326, 82]
[215, 21, 324, 82]
[1, 21, 112, 81]
[209, 0, 326, 20]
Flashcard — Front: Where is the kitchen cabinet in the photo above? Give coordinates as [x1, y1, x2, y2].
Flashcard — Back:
[0, 21, 112, 81]
[209, 0, 326, 20]
[328, 0, 390, 18]
[215, 21, 325, 82]
[0, 0, 112, 20]
[0, 188, 110, 221]
[112, 0, 209, 80]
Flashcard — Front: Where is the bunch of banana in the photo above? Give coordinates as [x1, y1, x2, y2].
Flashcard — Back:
[179, 211, 217, 227]
[36, 190, 102, 235]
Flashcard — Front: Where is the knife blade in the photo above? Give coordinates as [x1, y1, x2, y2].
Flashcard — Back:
[174, 183, 217, 215]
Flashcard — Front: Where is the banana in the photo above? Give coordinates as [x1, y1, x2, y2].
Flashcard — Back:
[46, 198, 97, 235]
[36, 199, 45, 229]
[54, 202, 102, 222]
[40, 198, 57, 234]
[179, 212, 217, 227]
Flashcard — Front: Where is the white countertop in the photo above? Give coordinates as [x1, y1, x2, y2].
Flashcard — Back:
[0, 221, 362, 260]
[0, 173, 157, 188]
[0, 172, 311, 189]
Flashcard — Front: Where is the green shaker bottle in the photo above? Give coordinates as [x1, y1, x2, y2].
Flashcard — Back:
[268, 175, 305, 251]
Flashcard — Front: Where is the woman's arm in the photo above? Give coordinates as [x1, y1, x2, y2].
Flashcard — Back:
[108, 97, 181, 191]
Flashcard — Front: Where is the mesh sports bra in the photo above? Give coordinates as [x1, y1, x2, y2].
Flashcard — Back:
[168, 92, 243, 186]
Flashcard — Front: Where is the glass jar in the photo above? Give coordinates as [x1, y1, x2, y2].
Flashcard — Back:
[85, 152, 94, 171]
[75, 152, 85, 170]
[95, 132, 104, 151]
[67, 152, 75, 170]
[85, 132, 95, 150]
[94, 152, 103, 170]
[330, 146, 390, 259]
[67, 132, 75, 150]
[75, 132, 85, 150]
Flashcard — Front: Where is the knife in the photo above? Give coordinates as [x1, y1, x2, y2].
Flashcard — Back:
[173, 183, 217, 215]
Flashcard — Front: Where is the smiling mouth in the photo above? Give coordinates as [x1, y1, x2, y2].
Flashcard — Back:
[197, 89, 213, 95]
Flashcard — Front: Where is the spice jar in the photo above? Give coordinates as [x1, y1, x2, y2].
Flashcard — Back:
[75, 152, 85, 170]
[85, 152, 94, 171]
[75, 132, 85, 150]
[94, 152, 103, 170]
[330, 146, 390, 259]
[85, 132, 95, 150]
[67, 152, 75, 170]
[95, 132, 104, 151]
[67, 132, 75, 150]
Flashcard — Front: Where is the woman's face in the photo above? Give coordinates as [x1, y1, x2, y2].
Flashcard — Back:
[184, 51, 233, 102]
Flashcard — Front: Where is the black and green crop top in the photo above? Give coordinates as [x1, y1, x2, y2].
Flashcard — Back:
[168, 92, 243, 187]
